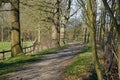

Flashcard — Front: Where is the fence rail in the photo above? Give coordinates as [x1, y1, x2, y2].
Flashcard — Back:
[0, 44, 36, 60]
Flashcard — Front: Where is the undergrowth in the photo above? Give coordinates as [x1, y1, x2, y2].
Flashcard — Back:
[64, 44, 97, 80]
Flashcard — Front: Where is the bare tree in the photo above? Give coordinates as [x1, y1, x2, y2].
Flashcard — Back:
[77, 0, 103, 79]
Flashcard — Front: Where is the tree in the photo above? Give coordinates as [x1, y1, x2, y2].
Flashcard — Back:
[11, 0, 23, 56]
[0, 0, 23, 56]
[77, 0, 103, 79]
[102, 0, 120, 79]
[60, 0, 72, 46]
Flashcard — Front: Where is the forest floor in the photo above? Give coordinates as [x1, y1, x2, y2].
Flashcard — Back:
[0, 42, 86, 80]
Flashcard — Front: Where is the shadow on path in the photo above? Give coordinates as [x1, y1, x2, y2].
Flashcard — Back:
[1, 42, 84, 80]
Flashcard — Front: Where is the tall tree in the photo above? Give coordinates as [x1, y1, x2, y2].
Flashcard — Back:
[51, 0, 61, 47]
[60, 0, 72, 46]
[77, 0, 103, 79]
[11, 0, 23, 56]
[0, 0, 23, 56]
[102, 0, 120, 79]
[87, 0, 103, 79]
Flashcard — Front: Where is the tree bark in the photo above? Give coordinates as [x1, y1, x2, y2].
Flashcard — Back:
[117, 0, 120, 78]
[60, 26, 65, 46]
[11, 0, 23, 56]
[52, 25, 59, 47]
[87, 0, 103, 79]
[84, 28, 87, 43]
[38, 28, 41, 51]
[102, 0, 120, 79]
[118, 34, 120, 79]
[91, 30, 103, 80]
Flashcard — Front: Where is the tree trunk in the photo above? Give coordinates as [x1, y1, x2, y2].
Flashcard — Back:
[60, 26, 65, 46]
[60, 0, 71, 46]
[1, 25, 4, 42]
[118, 27, 120, 79]
[116, 0, 120, 79]
[118, 35, 120, 79]
[1, 12, 4, 42]
[11, 0, 23, 56]
[38, 28, 41, 51]
[87, 32, 90, 43]
[84, 28, 87, 43]
[91, 30, 103, 80]
[52, 0, 60, 47]
[87, 0, 103, 79]
[52, 25, 59, 47]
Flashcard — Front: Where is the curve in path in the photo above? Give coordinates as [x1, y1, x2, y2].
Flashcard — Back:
[2, 42, 84, 80]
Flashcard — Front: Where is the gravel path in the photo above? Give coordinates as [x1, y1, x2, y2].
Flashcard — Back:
[1, 43, 84, 80]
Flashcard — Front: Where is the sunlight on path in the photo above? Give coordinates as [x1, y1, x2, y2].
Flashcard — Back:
[2, 42, 84, 80]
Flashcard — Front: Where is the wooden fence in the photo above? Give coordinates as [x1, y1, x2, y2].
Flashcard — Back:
[0, 45, 36, 60]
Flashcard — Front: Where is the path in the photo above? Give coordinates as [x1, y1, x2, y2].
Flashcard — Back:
[1, 42, 84, 80]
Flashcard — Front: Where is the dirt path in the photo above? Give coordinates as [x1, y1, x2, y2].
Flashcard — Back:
[2, 43, 84, 80]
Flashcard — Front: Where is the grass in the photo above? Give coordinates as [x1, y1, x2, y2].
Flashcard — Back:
[0, 41, 33, 59]
[0, 44, 68, 77]
[0, 42, 11, 51]
[0, 41, 32, 51]
[64, 44, 97, 80]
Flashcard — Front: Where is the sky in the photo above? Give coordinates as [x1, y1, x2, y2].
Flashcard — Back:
[70, 0, 102, 22]
[70, 0, 82, 20]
